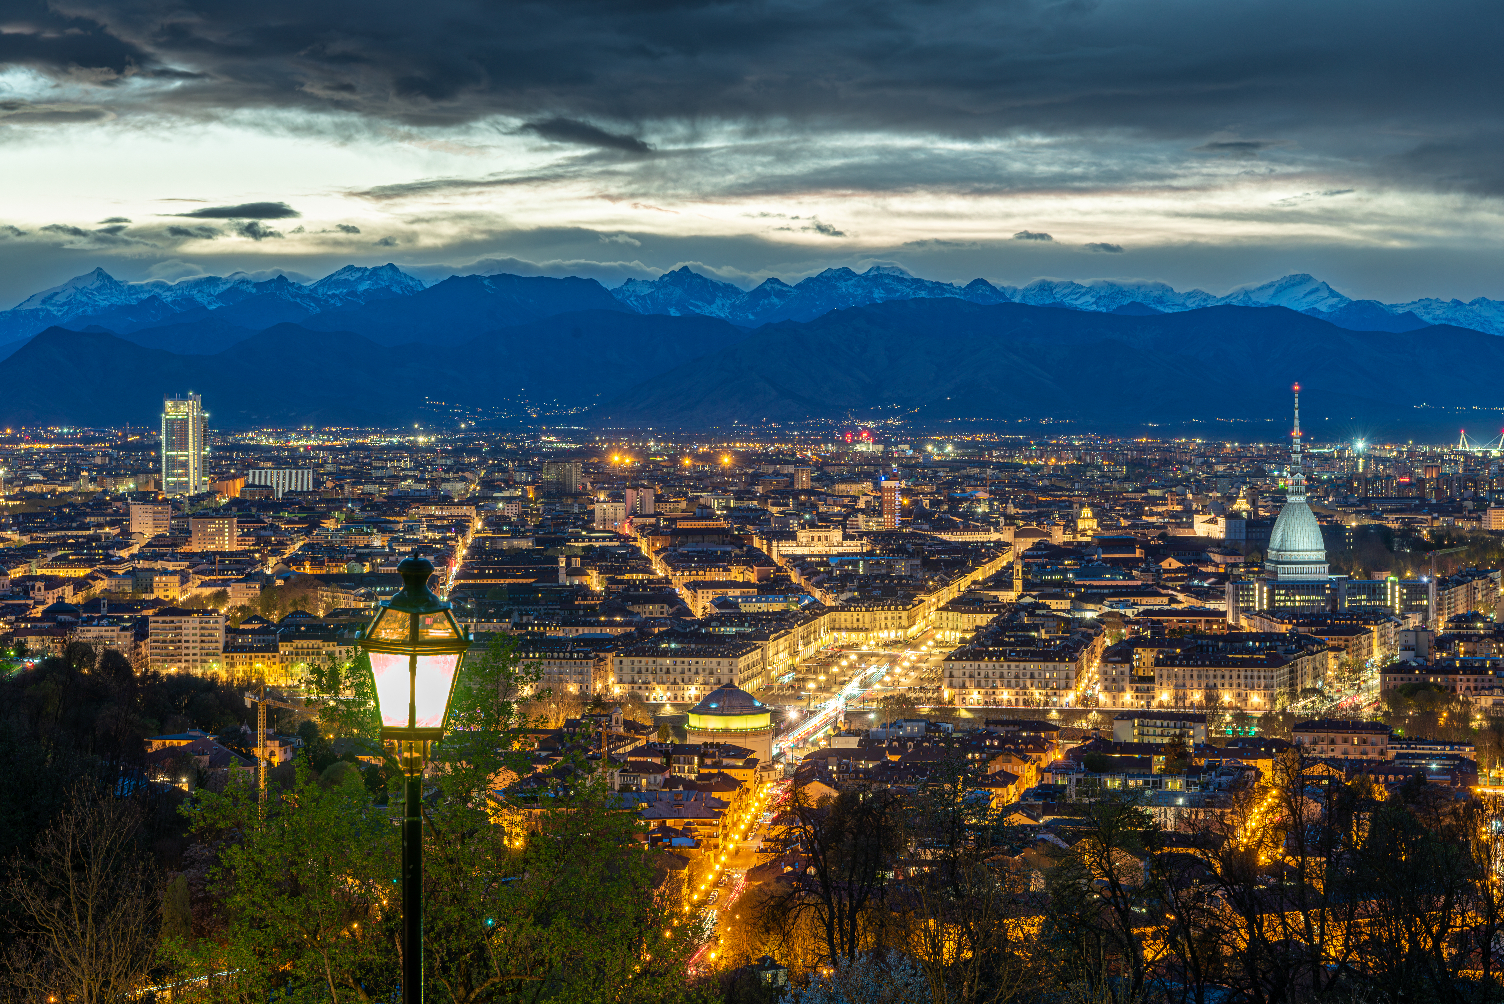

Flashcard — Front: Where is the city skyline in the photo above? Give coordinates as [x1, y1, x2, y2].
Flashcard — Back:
[6, 3, 1504, 1000]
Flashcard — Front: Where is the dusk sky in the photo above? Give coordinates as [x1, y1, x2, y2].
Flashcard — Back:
[2, 0, 1502, 305]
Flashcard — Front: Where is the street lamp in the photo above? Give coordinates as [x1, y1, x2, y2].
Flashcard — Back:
[358, 555, 470, 1004]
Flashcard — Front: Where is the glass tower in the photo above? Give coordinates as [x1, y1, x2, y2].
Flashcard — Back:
[160, 393, 207, 496]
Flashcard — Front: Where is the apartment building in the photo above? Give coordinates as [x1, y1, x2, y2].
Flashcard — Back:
[614, 637, 764, 703]
[1292, 719, 1391, 760]
[146, 607, 227, 674]
[943, 627, 1103, 708]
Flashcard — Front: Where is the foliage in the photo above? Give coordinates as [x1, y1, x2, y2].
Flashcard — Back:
[167, 763, 399, 1003]
[1330, 524, 1504, 579]
[0, 644, 250, 857]
[424, 783, 709, 1004]
[1380, 682, 1475, 742]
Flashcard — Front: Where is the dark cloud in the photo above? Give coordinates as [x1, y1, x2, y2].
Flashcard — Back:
[1013, 231, 1053, 241]
[1085, 242, 1125, 253]
[523, 118, 652, 154]
[1380, 133, 1504, 196]
[165, 225, 221, 239]
[99, 216, 131, 223]
[234, 221, 283, 240]
[802, 220, 846, 238]
[373, 236, 398, 247]
[0, 226, 25, 238]
[38, 222, 153, 247]
[1191, 140, 1285, 159]
[334, 223, 361, 234]
[0, 2, 149, 80]
[1, 0, 1501, 201]
[0, 105, 111, 124]
[168, 202, 301, 220]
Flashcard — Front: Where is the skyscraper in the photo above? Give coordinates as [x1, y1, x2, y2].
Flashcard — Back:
[161, 393, 207, 496]
[541, 461, 582, 496]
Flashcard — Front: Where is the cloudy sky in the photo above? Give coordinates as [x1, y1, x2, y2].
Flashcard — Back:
[2, 0, 1502, 306]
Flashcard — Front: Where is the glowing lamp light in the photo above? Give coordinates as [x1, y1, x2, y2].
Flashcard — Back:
[359, 554, 471, 769]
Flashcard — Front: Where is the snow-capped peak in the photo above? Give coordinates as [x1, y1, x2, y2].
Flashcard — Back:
[12, 267, 132, 312]
[309, 263, 426, 302]
[1218, 273, 1352, 313]
[865, 264, 913, 278]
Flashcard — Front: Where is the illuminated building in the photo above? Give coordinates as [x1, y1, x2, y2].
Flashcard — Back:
[129, 501, 172, 538]
[189, 515, 238, 552]
[146, 606, 226, 675]
[1265, 385, 1329, 582]
[1227, 385, 1433, 625]
[160, 394, 207, 496]
[625, 486, 655, 514]
[246, 467, 314, 498]
[683, 683, 773, 763]
[880, 480, 901, 528]
[1075, 504, 1098, 536]
[541, 461, 582, 495]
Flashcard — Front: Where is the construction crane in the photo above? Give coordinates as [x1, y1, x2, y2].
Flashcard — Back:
[244, 684, 307, 805]
[593, 707, 636, 779]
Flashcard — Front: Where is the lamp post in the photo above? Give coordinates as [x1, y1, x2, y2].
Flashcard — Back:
[358, 555, 470, 1004]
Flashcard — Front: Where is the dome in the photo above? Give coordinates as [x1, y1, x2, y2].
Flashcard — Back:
[1266, 498, 1328, 581]
[685, 683, 773, 762]
[688, 683, 765, 717]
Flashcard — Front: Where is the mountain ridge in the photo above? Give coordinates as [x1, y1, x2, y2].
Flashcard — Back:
[593, 300, 1503, 433]
[6, 263, 1504, 352]
[3, 299, 1498, 435]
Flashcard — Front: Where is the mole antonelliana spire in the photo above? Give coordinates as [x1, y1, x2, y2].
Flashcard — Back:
[1265, 382, 1327, 582]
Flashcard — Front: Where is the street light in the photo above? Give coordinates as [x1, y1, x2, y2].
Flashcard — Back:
[359, 554, 470, 1004]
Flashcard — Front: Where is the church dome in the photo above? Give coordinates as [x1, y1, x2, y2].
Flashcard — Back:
[688, 683, 766, 717]
[1266, 498, 1328, 581]
[684, 683, 773, 760]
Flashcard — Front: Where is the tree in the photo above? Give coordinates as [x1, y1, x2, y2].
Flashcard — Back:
[774, 787, 906, 965]
[900, 761, 1037, 1004]
[296, 719, 339, 773]
[169, 763, 399, 1002]
[1162, 736, 1191, 774]
[424, 784, 707, 1004]
[779, 952, 931, 1004]
[2, 788, 160, 1004]
[877, 692, 918, 727]
[1044, 801, 1161, 1001]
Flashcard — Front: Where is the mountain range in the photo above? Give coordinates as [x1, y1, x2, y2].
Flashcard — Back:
[0, 261, 1499, 434]
[4, 263, 1504, 356]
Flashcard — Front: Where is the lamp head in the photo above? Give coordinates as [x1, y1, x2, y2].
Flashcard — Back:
[358, 551, 469, 763]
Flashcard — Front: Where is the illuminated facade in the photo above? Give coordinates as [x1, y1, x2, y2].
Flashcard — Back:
[246, 467, 314, 498]
[160, 394, 207, 496]
[683, 683, 773, 763]
[880, 480, 901, 528]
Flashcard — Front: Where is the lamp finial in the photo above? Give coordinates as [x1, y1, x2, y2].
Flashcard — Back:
[392, 553, 441, 611]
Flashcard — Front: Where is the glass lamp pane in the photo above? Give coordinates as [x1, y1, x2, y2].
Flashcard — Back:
[412, 652, 461, 728]
[370, 608, 412, 643]
[369, 651, 414, 728]
[418, 613, 458, 641]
